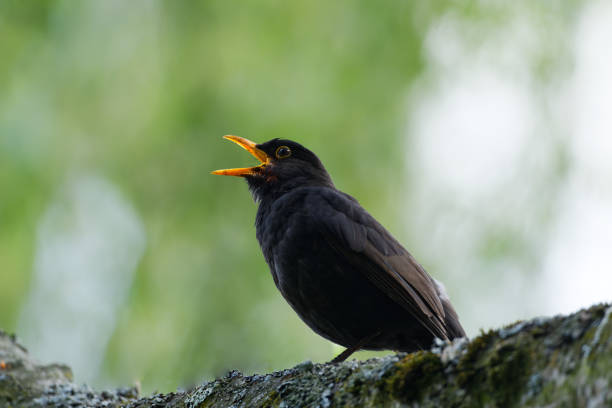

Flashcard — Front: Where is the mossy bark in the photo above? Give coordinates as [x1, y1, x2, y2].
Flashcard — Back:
[1, 303, 611, 407]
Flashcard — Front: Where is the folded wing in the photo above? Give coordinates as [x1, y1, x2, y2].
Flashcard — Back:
[317, 191, 462, 341]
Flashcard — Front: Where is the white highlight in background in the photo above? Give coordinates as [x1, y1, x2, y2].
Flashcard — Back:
[18, 174, 146, 382]
[541, 0, 612, 314]
[407, 1, 612, 333]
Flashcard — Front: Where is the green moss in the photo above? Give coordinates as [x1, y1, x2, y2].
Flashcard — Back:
[384, 351, 443, 403]
[488, 343, 532, 406]
[530, 324, 549, 338]
[456, 329, 497, 387]
[259, 390, 281, 408]
[342, 375, 365, 397]
[453, 328, 535, 406]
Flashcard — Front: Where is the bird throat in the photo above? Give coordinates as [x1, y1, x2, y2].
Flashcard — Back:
[246, 172, 334, 204]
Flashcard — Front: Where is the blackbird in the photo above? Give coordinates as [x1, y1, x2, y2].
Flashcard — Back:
[212, 135, 466, 362]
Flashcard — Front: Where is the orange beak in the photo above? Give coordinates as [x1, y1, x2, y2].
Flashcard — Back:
[211, 135, 270, 177]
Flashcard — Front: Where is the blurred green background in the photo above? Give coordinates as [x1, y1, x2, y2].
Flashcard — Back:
[2, 0, 611, 394]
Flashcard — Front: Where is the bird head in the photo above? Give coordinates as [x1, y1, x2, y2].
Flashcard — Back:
[212, 135, 334, 201]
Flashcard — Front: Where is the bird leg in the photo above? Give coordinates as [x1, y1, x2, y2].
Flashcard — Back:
[330, 346, 359, 363]
[330, 332, 380, 363]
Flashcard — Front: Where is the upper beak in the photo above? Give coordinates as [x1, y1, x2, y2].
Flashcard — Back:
[211, 135, 269, 177]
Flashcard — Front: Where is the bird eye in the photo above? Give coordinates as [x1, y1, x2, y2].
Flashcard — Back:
[275, 146, 292, 159]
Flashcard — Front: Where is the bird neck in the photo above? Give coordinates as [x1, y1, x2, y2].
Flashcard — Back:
[246, 174, 334, 204]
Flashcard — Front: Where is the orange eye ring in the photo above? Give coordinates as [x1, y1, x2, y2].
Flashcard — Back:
[275, 146, 292, 159]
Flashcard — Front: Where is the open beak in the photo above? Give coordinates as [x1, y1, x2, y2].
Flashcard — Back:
[211, 135, 270, 177]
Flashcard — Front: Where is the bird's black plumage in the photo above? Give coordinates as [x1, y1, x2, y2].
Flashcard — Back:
[213, 136, 466, 361]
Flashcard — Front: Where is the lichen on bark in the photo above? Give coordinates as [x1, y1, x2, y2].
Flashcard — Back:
[1, 303, 611, 407]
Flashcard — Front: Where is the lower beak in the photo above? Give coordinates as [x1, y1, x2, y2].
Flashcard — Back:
[211, 135, 269, 177]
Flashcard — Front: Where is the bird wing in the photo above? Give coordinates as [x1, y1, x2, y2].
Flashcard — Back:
[313, 190, 450, 340]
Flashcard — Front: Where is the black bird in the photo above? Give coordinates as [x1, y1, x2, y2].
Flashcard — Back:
[212, 135, 466, 362]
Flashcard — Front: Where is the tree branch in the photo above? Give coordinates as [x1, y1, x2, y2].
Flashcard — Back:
[2, 303, 611, 407]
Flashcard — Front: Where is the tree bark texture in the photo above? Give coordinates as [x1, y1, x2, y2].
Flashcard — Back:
[1, 303, 611, 407]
